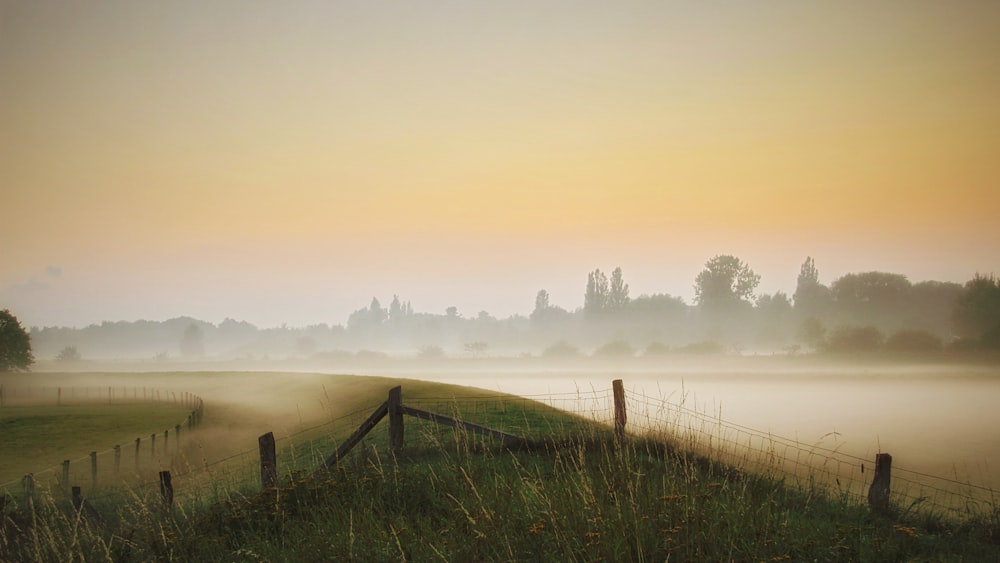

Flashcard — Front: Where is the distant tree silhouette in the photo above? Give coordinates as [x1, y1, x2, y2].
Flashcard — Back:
[55, 345, 82, 363]
[608, 267, 630, 311]
[179, 323, 205, 358]
[953, 274, 1000, 347]
[694, 255, 760, 313]
[830, 272, 911, 328]
[584, 269, 610, 318]
[793, 257, 832, 319]
[0, 309, 33, 372]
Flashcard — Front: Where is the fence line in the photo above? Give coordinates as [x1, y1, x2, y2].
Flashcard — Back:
[0, 386, 205, 499]
[2, 381, 996, 523]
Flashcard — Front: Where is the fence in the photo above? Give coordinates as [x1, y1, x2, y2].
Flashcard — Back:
[2, 380, 996, 524]
[0, 385, 205, 505]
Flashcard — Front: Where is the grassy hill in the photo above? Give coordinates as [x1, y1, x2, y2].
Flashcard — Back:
[2, 375, 998, 561]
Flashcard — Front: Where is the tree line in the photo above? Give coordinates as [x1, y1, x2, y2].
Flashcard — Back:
[2, 255, 999, 369]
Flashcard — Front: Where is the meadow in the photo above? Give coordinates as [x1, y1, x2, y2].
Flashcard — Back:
[1, 370, 998, 561]
[0, 403, 193, 486]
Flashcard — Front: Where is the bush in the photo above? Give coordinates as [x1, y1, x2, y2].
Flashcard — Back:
[643, 342, 671, 356]
[541, 341, 581, 358]
[417, 345, 445, 359]
[884, 330, 944, 355]
[673, 341, 725, 355]
[593, 340, 635, 358]
[823, 325, 884, 354]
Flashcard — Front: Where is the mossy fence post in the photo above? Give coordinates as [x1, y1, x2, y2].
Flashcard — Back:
[389, 386, 404, 453]
[259, 432, 277, 489]
[22, 473, 33, 506]
[159, 471, 173, 511]
[613, 379, 627, 446]
[868, 452, 892, 512]
[72, 486, 83, 511]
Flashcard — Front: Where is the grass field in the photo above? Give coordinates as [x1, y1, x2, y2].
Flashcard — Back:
[0, 403, 195, 487]
[2, 372, 999, 561]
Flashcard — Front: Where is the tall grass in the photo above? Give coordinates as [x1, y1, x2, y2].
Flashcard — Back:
[2, 390, 998, 561]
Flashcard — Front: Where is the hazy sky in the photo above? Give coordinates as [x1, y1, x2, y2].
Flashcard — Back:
[2, 1, 998, 328]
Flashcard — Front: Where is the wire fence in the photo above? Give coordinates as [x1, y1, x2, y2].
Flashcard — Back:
[1, 382, 996, 523]
[0, 385, 204, 501]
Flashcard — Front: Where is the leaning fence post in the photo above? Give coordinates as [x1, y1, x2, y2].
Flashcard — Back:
[259, 432, 277, 489]
[135, 437, 141, 470]
[388, 386, 403, 453]
[164, 429, 169, 455]
[90, 451, 98, 488]
[868, 452, 892, 513]
[159, 471, 173, 511]
[151, 433, 156, 459]
[612, 379, 627, 446]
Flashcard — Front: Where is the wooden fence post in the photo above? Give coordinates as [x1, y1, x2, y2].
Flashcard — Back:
[57, 387, 62, 407]
[62, 460, 70, 493]
[90, 451, 98, 488]
[151, 433, 156, 459]
[114, 445, 121, 476]
[613, 379, 627, 446]
[388, 386, 403, 453]
[135, 437, 141, 470]
[259, 432, 277, 489]
[23, 474, 33, 506]
[867, 452, 892, 512]
[164, 429, 169, 455]
[72, 486, 83, 511]
[175, 424, 181, 446]
[159, 471, 173, 511]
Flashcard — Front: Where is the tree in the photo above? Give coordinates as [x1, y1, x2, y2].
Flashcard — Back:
[532, 289, 550, 320]
[793, 256, 832, 319]
[584, 269, 609, 318]
[953, 274, 1000, 347]
[389, 295, 404, 323]
[180, 323, 205, 358]
[694, 255, 760, 312]
[830, 272, 912, 328]
[464, 341, 488, 357]
[608, 267, 630, 311]
[0, 309, 34, 372]
[55, 346, 82, 363]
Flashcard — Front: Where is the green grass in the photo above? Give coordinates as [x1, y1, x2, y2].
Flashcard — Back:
[2, 376, 999, 561]
[0, 403, 195, 486]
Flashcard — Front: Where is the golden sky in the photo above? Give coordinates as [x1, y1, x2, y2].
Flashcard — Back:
[2, 1, 998, 327]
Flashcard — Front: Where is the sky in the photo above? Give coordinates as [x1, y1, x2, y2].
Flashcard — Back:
[2, 1, 998, 328]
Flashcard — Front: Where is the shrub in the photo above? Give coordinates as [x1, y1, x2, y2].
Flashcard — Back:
[884, 330, 944, 355]
[823, 325, 884, 354]
[593, 340, 635, 358]
[643, 342, 671, 356]
[673, 341, 725, 355]
[541, 341, 581, 358]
